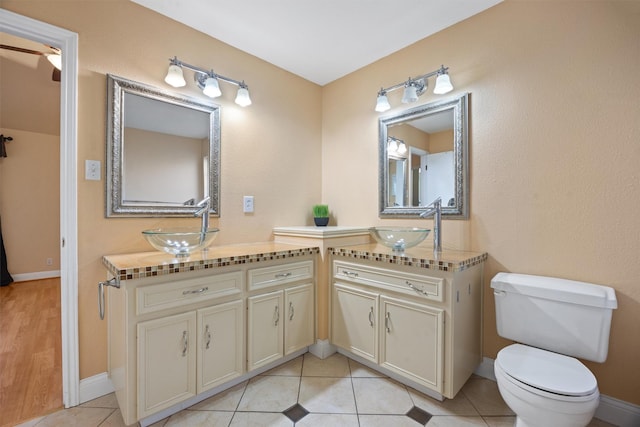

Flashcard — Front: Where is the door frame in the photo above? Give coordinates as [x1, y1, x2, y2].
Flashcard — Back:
[0, 9, 79, 407]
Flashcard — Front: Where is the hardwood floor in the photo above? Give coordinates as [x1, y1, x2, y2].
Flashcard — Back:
[0, 278, 62, 427]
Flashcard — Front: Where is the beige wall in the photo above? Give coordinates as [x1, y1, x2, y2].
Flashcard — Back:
[322, 1, 640, 403]
[429, 129, 454, 154]
[4, 0, 639, 405]
[0, 128, 60, 273]
[389, 123, 430, 153]
[2, 0, 323, 380]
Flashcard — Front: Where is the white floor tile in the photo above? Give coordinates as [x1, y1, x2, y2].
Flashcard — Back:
[299, 377, 357, 413]
[352, 377, 414, 415]
[237, 375, 300, 412]
[188, 381, 247, 411]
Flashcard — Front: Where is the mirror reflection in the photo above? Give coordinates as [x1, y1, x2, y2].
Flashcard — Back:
[106, 74, 220, 217]
[379, 93, 468, 218]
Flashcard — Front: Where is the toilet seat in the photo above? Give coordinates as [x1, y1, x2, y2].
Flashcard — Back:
[496, 344, 598, 397]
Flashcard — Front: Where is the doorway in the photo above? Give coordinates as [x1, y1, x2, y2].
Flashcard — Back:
[0, 8, 79, 409]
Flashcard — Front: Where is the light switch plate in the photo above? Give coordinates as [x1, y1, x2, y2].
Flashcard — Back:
[85, 160, 101, 181]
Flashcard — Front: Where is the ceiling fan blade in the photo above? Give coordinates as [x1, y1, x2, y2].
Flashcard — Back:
[0, 43, 45, 56]
[1, 43, 61, 83]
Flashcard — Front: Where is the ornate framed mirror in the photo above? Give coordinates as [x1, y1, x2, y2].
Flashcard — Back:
[378, 93, 469, 218]
[106, 74, 220, 217]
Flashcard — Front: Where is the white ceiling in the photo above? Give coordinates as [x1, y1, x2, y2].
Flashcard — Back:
[131, 0, 502, 86]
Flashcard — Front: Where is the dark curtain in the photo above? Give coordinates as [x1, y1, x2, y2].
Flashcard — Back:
[1, 218, 13, 286]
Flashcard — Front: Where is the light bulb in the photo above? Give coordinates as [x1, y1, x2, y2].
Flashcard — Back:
[434, 73, 453, 94]
[235, 85, 252, 107]
[164, 64, 186, 87]
[202, 76, 221, 98]
[46, 53, 62, 70]
[402, 84, 418, 103]
[375, 93, 391, 112]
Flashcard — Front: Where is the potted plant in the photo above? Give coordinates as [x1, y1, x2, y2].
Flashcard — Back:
[312, 204, 330, 226]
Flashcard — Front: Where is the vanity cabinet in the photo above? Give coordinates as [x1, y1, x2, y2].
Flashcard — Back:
[332, 284, 379, 362]
[331, 283, 444, 392]
[330, 252, 484, 400]
[137, 299, 243, 418]
[104, 244, 318, 426]
[247, 261, 315, 370]
[109, 269, 246, 423]
[379, 295, 444, 392]
[137, 311, 196, 418]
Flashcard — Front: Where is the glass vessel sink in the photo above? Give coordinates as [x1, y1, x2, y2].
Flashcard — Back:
[142, 227, 219, 257]
[369, 227, 430, 252]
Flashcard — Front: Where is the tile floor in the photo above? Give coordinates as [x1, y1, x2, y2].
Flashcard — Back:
[17, 353, 616, 427]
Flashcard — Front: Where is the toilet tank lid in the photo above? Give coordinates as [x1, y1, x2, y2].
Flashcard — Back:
[491, 272, 617, 309]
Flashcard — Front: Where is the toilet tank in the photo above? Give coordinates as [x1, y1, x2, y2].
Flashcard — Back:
[491, 272, 617, 363]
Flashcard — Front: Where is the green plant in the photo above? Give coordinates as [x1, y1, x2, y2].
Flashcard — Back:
[312, 204, 329, 218]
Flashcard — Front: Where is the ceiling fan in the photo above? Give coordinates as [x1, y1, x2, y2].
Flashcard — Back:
[0, 43, 62, 82]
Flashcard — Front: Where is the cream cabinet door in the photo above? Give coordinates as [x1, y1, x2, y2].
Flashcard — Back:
[331, 283, 379, 363]
[197, 300, 244, 393]
[379, 296, 444, 393]
[247, 290, 284, 370]
[137, 311, 196, 419]
[284, 283, 314, 355]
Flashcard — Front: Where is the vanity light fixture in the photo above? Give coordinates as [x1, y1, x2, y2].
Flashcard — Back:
[164, 56, 252, 106]
[375, 65, 453, 112]
[388, 137, 407, 155]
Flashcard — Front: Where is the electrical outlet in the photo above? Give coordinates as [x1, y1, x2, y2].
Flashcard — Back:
[46, 258, 53, 266]
[85, 160, 101, 181]
[243, 196, 254, 213]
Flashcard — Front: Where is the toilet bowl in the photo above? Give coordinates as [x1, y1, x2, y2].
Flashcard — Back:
[490, 273, 617, 427]
[495, 344, 600, 427]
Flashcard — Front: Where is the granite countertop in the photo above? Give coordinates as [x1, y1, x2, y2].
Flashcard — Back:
[103, 242, 320, 281]
[329, 243, 487, 272]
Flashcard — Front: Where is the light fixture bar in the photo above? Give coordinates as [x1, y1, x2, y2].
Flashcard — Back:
[376, 65, 452, 112]
[166, 56, 252, 106]
[170, 56, 244, 87]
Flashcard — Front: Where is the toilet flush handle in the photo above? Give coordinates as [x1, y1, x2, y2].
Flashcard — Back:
[493, 290, 506, 296]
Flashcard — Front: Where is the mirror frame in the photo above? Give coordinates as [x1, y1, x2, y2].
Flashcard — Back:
[378, 92, 469, 219]
[106, 74, 221, 217]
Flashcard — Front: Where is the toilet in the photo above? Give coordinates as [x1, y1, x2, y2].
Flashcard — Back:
[491, 272, 617, 427]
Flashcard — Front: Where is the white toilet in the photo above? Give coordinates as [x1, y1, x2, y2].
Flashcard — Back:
[491, 272, 617, 427]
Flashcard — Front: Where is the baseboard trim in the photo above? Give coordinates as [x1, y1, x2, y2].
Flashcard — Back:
[308, 339, 337, 359]
[596, 395, 640, 427]
[12, 270, 61, 282]
[79, 372, 114, 404]
[474, 357, 640, 427]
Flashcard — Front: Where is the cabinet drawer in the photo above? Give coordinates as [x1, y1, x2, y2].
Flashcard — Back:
[248, 260, 313, 291]
[137, 271, 243, 315]
[334, 261, 444, 302]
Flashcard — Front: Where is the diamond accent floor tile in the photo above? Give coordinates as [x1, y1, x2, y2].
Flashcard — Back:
[406, 405, 432, 425]
[283, 403, 309, 422]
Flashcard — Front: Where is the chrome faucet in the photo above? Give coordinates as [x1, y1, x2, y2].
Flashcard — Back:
[194, 196, 211, 235]
[420, 197, 442, 253]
